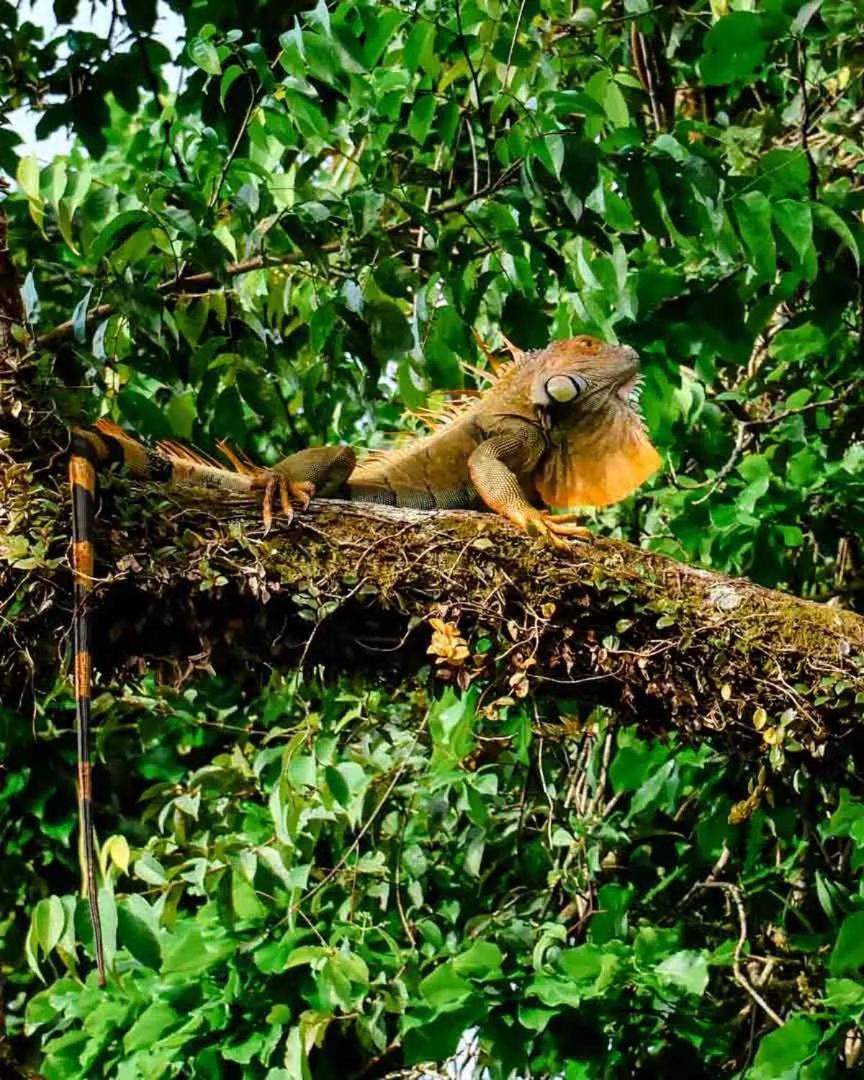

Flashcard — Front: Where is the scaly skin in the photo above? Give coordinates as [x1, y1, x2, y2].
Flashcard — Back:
[273, 335, 661, 546]
[68, 336, 659, 981]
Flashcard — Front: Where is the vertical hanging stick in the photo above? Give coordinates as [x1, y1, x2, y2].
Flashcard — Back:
[68, 431, 106, 986]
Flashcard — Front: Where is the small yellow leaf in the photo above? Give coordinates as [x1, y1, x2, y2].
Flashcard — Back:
[102, 834, 130, 876]
[427, 619, 469, 666]
[720, 683, 732, 701]
[753, 707, 768, 730]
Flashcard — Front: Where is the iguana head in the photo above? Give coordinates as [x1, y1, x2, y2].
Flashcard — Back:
[527, 335, 661, 509]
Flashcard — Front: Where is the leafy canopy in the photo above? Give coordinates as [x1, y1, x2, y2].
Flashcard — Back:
[2, 0, 864, 1075]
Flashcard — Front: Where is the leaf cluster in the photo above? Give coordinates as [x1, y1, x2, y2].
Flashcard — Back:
[5, 674, 864, 1077]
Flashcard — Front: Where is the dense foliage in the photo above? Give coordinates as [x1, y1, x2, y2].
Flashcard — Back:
[12, 674, 864, 1078]
[2, 0, 864, 1074]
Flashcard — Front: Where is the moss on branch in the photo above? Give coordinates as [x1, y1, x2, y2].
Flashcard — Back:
[3, 448, 863, 763]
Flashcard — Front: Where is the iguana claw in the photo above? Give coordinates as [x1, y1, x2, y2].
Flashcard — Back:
[257, 472, 317, 534]
[524, 512, 592, 550]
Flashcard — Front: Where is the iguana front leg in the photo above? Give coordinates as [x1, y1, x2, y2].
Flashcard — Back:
[218, 444, 357, 532]
[468, 432, 589, 548]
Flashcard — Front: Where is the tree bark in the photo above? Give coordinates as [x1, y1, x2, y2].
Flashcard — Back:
[2, 455, 863, 762]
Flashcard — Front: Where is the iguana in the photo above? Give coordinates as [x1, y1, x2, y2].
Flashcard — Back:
[69, 334, 660, 981]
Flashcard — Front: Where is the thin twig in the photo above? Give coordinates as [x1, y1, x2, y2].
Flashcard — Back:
[796, 39, 819, 201]
[699, 881, 785, 1028]
[210, 71, 259, 211]
[133, 29, 189, 182]
[33, 249, 338, 348]
[454, 0, 493, 189]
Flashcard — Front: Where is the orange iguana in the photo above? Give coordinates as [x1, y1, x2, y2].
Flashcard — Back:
[69, 334, 660, 980]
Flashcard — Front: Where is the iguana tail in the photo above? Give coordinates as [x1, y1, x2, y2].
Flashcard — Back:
[68, 427, 108, 986]
[68, 419, 266, 984]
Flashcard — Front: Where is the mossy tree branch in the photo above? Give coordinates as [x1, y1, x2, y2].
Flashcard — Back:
[2, 447, 863, 763]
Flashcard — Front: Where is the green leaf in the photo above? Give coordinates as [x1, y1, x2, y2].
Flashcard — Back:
[306, 0, 331, 35]
[700, 13, 769, 86]
[220, 64, 246, 106]
[610, 737, 666, 793]
[33, 896, 65, 956]
[452, 941, 503, 979]
[428, 688, 476, 771]
[830, 912, 864, 976]
[749, 1015, 821, 1079]
[402, 1002, 486, 1067]
[21, 271, 39, 324]
[792, 0, 823, 33]
[404, 21, 437, 74]
[813, 203, 860, 269]
[824, 978, 864, 1008]
[189, 37, 222, 76]
[757, 149, 810, 199]
[166, 391, 197, 440]
[324, 764, 350, 808]
[57, 197, 79, 253]
[824, 789, 864, 838]
[48, 160, 67, 208]
[212, 385, 247, 444]
[279, 19, 306, 67]
[282, 1027, 312, 1080]
[16, 154, 40, 200]
[635, 926, 682, 965]
[284, 945, 328, 971]
[535, 134, 565, 180]
[26, 982, 75, 1030]
[119, 389, 173, 438]
[175, 297, 209, 348]
[257, 848, 309, 893]
[603, 79, 629, 127]
[17, 154, 45, 232]
[419, 962, 473, 1010]
[162, 927, 233, 975]
[284, 91, 331, 141]
[773, 201, 816, 280]
[734, 191, 777, 284]
[629, 758, 676, 818]
[655, 950, 709, 996]
[71, 287, 93, 344]
[134, 853, 168, 886]
[557, 945, 603, 979]
[123, 1002, 179, 1053]
[363, 9, 407, 68]
[776, 524, 803, 547]
[117, 904, 162, 969]
[814, 870, 836, 920]
[768, 323, 827, 363]
[407, 95, 436, 145]
[88, 209, 151, 264]
[367, 300, 413, 361]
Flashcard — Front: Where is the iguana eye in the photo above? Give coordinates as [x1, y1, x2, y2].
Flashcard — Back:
[545, 374, 585, 403]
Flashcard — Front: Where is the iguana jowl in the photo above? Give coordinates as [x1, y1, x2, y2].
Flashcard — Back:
[69, 334, 660, 980]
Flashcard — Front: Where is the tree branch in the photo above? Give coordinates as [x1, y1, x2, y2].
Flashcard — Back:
[2, 446, 862, 762]
[32, 247, 342, 348]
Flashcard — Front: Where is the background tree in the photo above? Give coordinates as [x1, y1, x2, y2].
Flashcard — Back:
[2, 0, 864, 1076]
